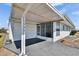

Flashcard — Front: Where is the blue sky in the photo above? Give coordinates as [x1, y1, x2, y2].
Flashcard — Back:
[52, 3, 79, 29]
[0, 3, 11, 28]
[0, 3, 79, 29]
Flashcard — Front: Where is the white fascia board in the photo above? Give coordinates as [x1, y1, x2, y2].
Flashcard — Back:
[46, 3, 65, 20]
[46, 3, 75, 28]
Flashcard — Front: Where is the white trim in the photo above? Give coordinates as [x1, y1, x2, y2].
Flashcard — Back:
[46, 3, 74, 28]
[19, 4, 33, 56]
[46, 3, 65, 20]
[8, 21, 14, 42]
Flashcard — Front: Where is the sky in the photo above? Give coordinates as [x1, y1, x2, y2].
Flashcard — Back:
[52, 3, 79, 30]
[0, 3, 11, 28]
[0, 3, 79, 29]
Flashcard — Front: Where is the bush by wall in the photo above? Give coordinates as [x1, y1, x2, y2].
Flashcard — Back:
[70, 30, 77, 35]
[0, 28, 7, 33]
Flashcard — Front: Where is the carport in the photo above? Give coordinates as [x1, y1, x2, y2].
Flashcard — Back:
[9, 3, 64, 55]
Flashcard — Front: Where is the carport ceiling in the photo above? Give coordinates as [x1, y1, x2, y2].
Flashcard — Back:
[12, 3, 63, 23]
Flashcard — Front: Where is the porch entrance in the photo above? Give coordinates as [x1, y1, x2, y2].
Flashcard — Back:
[37, 22, 53, 38]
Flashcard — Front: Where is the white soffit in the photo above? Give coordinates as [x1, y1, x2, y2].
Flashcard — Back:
[11, 3, 74, 28]
[12, 3, 62, 23]
[25, 3, 62, 23]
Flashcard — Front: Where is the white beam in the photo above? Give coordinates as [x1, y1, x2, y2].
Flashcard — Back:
[19, 4, 33, 56]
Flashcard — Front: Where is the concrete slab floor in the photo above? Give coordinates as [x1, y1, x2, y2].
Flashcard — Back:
[26, 41, 79, 56]
[4, 42, 20, 55]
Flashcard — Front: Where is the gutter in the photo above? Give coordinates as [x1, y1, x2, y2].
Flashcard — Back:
[64, 16, 75, 28]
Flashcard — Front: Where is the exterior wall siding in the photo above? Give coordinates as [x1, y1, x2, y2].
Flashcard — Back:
[25, 21, 37, 39]
[12, 21, 37, 41]
[12, 21, 71, 42]
[36, 36, 53, 41]
[13, 22, 21, 41]
[53, 22, 71, 42]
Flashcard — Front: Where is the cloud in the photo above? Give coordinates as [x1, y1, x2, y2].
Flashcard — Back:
[0, 23, 1, 26]
[76, 26, 79, 30]
[71, 11, 79, 16]
[51, 3, 63, 6]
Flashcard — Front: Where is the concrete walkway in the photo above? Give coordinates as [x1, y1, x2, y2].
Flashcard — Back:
[26, 41, 79, 56]
[4, 42, 20, 55]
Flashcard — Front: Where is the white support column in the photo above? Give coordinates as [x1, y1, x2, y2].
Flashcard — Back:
[20, 16, 26, 56]
[19, 4, 33, 56]
[53, 22, 56, 42]
[8, 19, 14, 43]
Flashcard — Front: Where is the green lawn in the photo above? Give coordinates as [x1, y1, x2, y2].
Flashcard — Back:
[0, 33, 6, 48]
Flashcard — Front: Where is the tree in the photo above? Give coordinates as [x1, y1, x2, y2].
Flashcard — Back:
[0, 28, 7, 33]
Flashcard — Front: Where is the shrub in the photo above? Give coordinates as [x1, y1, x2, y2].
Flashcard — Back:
[0, 35, 2, 38]
[0, 34, 6, 48]
[70, 30, 77, 35]
[0, 28, 7, 33]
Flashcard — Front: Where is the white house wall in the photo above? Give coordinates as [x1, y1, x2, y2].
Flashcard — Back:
[13, 22, 21, 41]
[25, 21, 37, 39]
[53, 22, 71, 42]
[12, 21, 71, 42]
[36, 36, 53, 41]
[12, 21, 37, 41]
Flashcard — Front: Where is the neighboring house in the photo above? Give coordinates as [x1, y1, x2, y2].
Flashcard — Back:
[9, 3, 75, 55]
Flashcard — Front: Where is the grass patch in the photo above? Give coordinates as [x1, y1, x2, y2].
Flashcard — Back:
[0, 33, 6, 48]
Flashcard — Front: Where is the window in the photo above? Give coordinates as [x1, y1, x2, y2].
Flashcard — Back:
[67, 26, 69, 31]
[46, 22, 52, 37]
[41, 23, 46, 36]
[37, 22, 53, 38]
[65, 25, 68, 31]
[68, 27, 70, 31]
[56, 22, 60, 36]
[61, 24, 63, 31]
[62, 24, 71, 31]
[63, 25, 67, 31]
[65, 25, 67, 31]
[37, 24, 40, 35]
[63, 25, 65, 31]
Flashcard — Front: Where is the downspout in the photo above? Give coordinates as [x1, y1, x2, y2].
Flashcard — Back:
[8, 19, 14, 42]
[19, 4, 33, 56]
[8, 5, 14, 43]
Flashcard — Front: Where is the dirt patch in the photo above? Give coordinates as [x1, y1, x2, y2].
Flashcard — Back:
[0, 47, 16, 56]
[60, 36, 79, 49]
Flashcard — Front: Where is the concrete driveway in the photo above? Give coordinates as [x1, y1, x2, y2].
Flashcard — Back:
[26, 41, 79, 56]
